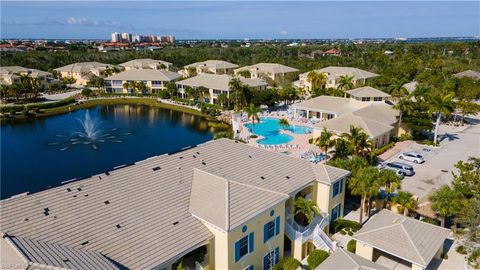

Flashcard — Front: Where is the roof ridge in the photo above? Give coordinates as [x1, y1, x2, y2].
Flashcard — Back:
[400, 223, 427, 266]
[228, 179, 289, 198]
[340, 248, 362, 269]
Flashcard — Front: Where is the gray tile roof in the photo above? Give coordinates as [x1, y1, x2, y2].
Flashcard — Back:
[352, 104, 399, 126]
[293, 96, 362, 115]
[347, 87, 391, 98]
[315, 113, 394, 138]
[4, 235, 120, 270]
[316, 248, 389, 270]
[184, 60, 238, 69]
[0, 139, 349, 269]
[54, 62, 110, 73]
[235, 63, 298, 75]
[189, 168, 288, 231]
[0, 66, 52, 78]
[176, 74, 267, 91]
[300, 66, 379, 80]
[402, 81, 417, 94]
[353, 210, 450, 267]
[119, 58, 172, 69]
[453, 70, 480, 80]
[105, 69, 181, 82]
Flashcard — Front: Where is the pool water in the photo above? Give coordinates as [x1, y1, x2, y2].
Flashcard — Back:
[245, 118, 312, 145]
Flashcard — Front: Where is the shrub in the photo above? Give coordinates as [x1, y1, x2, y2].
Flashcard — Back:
[421, 217, 441, 226]
[371, 142, 395, 156]
[27, 98, 76, 110]
[307, 249, 329, 269]
[347, 239, 357, 253]
[213, 131, 232, 140]
[81, 88, 93, 97]
[331, 219, 361, 234]
[468, 248, 480, 263]
[456, 245, 467, 255]
[0, 105, 25, 114]
[443, 253, 448, 260]
[339, 230, 346, 235]
[273, 257, 301, 270]
[250, 134, 258, 138]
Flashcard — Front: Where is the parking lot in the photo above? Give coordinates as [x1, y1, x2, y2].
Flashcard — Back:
[380, 121, 480, 201]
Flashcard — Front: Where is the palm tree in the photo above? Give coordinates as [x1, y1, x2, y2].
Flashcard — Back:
[279, 118, 290, 129]
[393, 97, 413, 133]
[294, 197, 319, 225]
[197, 86, 209, 103]
[244, 103, 261, 130]
[429, 185, 463, 225]
[306, 71, 327, 91]
[377, 169, 401, 208]
[185, 86, 199, 100]
[331, 138, 351, 159]
[348, 167, 381, 224]
[314, 127, 334, 156]
[341, 126, 373, 157]
[386, 79, 409, 100]
[428, 92, 455, 145]
[393, 191, 417, 216]
[135, 81, 148, 95]
[229, 78, 243, 109]
[217, 93, 229, 108]
[123, 81, 133, 93]
[338, 75, 354, 97]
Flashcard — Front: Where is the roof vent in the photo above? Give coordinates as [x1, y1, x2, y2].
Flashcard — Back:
[24, 218, 29, 222]
[173, 221, 179, 226]
[66, 188, 71, 192]
[116, 224, 121, 229]
[152, 166, 161, 171]
[105, 172, 110, 176]
[196, 152, 200, 155]
[201, 161, 206, 165]
[104, 201, 110, 205]
[77, 188, 82, 191]
[84, 194, 88, 197]
[98, 176, 102, 180]
[260, 176, 265, 180]
[80, 241, 89, 246]
[179, 156, 183, 159]
[248, 155, 252, 158]
[286, 176, 290, 179]
[192, 155, 196, 158]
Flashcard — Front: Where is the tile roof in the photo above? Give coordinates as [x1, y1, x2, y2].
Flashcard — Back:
[176, 74, 267, 91]
[315, 113, 394, 138]
[316, 248, 389, 270]
[293, 96, 362, 115]
[353, 210, 450, 267]
[0, 66, 52, 78]
[352, 104, 399, 126]
[3, 235, 120, 270]
[0, 139, 349, 269]
[119, 58, 172, 69]
[54, 62, 111, 73]
[105, 69, 181, 81]
[189, 168, 288, 231]
[453, 70, 480, 80]
[184, 60, 238, 69]
[235, 63, 299, 75]
[347, 86, 391, 98]
[300, 66, 379, 79]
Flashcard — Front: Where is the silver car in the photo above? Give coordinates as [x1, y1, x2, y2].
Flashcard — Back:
[399, 151, 425, 164]
[385, 162, 415, 176]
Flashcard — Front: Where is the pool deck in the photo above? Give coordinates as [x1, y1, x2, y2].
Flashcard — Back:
[239, 113, 324, 161]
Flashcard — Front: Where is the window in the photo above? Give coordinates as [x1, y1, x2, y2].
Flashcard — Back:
[235, 232, 254, 262]
[263, 247, 280, 270]
[332, 178, 343, 198]
[244, 265, 254, 270]
[331, 203, 341, 222]
[374, 97, 382, 102]
[361, 97, 371, 102]
[263, 216, 280, 243]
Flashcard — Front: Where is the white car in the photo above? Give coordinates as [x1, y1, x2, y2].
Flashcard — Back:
[399, 152, 425, 164]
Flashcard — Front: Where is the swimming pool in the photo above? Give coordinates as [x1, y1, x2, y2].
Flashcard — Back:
[245, 118, 312, 145]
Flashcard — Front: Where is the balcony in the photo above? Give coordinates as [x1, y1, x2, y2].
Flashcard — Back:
[285, 208, 334, 252]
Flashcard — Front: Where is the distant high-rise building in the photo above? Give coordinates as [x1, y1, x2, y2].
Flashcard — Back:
[121, 33, 132, 43]
[111, 32, 121, 43]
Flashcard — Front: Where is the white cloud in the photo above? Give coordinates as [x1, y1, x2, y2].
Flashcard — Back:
[279, 30, 288, 35]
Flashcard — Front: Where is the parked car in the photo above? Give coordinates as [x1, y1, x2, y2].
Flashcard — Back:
[380, 167, 405, 179]
[399, 151, 425, 164]
[384, 162, 415, 176]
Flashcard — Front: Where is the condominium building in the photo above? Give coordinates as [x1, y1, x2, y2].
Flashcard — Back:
[293, 87, 405, 148]
[111, 32, 121, 43]
[294, 66, 379, 91]
[119, 58, 173, 71]
[0, 66, 53, 86]
[234, 63, 298, 81]
[175, 74, 267, 104]
[104, 69, 181, 94]
[1, 139, 350, 270]
[182, 60, 239, 77]
[54, 62, 113, 86]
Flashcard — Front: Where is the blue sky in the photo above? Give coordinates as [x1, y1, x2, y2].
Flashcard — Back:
[1, 1, 479, 39]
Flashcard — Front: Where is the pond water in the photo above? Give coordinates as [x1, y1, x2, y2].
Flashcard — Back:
[1, 104, 216, 199]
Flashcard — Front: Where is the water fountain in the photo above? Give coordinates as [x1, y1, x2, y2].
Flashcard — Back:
[49, 111, 130, 151]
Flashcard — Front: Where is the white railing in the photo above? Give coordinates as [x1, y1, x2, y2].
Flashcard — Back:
[285, 210, 330, 245]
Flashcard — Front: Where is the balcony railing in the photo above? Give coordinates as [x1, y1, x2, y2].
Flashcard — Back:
[285, 208, 330, 245]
